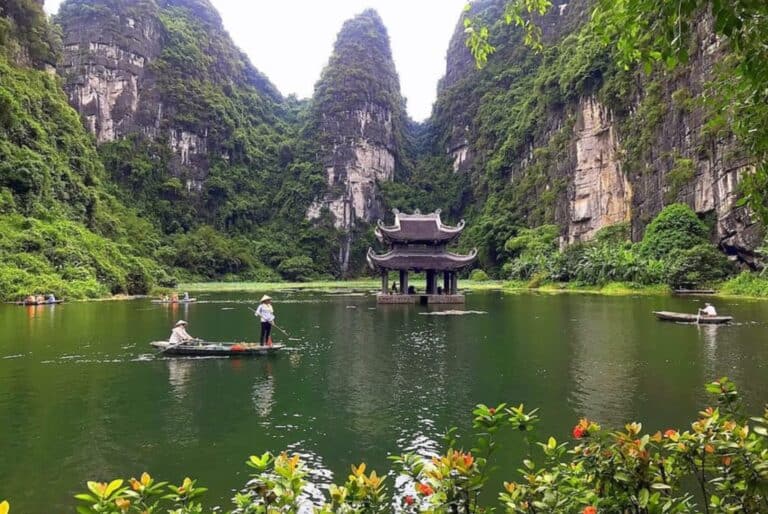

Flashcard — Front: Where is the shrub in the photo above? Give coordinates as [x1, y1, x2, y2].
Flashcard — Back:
[720, 272, 768, 297]
[277, 256, 316, 282]
[666, 244, 734, 288]
[469, 269, 490, 281]
[638, 204, 709, 259]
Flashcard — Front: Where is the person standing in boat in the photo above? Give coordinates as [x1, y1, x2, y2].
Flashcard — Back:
[698, 303, 717, 317]
[255, 295, 275, 346]
[169, 320, 194, 345]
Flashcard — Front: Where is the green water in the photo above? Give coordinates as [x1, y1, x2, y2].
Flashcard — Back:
[1, 290, 767, 512]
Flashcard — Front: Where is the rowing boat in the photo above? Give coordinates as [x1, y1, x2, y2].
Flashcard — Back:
[15, 300, 65, 306]
[150, 341, 283, 356]
[653, 311, 733, 324]
[151, 298, 197, 304]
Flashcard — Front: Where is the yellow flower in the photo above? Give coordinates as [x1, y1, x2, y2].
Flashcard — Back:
[0, 500, 9, 514]
[115, 498, 131, 511]
[140, 472, 152, 486]
[350, 463, 366, 477]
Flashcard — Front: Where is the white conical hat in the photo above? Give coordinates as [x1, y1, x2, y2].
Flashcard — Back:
[175, 320, 187, 326]
[260, 295, 272, 303]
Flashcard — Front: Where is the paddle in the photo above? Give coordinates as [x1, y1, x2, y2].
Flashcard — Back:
[156, 338, 202, 355]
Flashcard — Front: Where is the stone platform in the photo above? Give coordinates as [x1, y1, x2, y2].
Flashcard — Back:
[376, 293, 465, 305]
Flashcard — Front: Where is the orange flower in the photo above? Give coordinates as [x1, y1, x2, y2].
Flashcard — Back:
[664, 429, 677, 438]
[115, 498, 131, 511]
[462, 453, 474, 467]
[417, 483, 434, 496]
[489, 407, 496, 415]
[705, 444, 715, 454]
[722, 456, 732, 466]
[572, 425, 586, 439]
[583, 506, 597, 514]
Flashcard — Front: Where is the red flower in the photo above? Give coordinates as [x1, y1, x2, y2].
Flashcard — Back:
[572, 425, 587, 439]
[489, 407, 496, 415]
[664, 429, 677, 438]
[417, 483, 434, 496]
[583, 506, 597, 514]
[404, 495, 415, 505]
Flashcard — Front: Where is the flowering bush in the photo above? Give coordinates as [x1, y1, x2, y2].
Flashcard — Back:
[70, 378, 766, 514]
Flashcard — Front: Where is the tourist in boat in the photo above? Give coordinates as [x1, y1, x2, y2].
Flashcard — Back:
[169, 320, 194, 346]
[46, 293, 56, 304]
[24, 295, 35, 305]
[255, 295, 275, 346]
[35, 294, 45, 304]
[698, 303, 717, 317]
[170, 293, 179, 303]
[183, 292, 190, 301]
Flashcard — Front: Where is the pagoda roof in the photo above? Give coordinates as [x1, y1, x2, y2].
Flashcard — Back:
[367, 247, 478, 272]
[375, 209, 465, 244]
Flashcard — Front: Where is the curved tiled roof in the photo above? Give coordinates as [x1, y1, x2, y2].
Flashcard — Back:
[366, 247, 478, 271]
[375, 209, 465, 243]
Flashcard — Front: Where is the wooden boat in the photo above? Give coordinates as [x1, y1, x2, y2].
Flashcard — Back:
[16, 300, 64, 306]
[151, 298, 197, 304]
[653, 311, 733, 324]
[150, 341, 283, 356]
[673, 289, 716, 295]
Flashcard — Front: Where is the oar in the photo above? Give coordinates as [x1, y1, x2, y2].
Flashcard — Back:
[156, 338, 203, 355]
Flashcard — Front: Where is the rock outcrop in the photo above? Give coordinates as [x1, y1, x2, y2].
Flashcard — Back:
[434, 0, 761, 260]
[57, 0, 282, 185]
[306, 9, 409, 273]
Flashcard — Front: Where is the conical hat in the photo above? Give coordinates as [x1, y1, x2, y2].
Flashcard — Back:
[175, 320, 187, 326]
[260, 295, 272, 303]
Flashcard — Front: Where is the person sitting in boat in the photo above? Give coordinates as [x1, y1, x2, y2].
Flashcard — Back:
[698, 303, 717, 317]
[255, 295, 275, 346]
[169, 320, 194, 345]
[46, 293, 56, 303]
[183, 292, 190, 301]
[171, 293, 179, 303]
[35, 294, 45, 304]
[24, 295, 35, 305]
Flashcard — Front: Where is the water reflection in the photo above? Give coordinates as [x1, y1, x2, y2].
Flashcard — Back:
[567, 297, 638, 425]
[252, 362, 275, 417]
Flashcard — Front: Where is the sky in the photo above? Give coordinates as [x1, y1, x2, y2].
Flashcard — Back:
[44, 0, 468, 121]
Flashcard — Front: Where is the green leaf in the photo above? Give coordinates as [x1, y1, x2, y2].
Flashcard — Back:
[638, 488, 650, 508]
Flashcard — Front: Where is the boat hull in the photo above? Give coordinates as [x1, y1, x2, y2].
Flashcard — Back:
[653, 311, 733, 324]
[150, 341, 283, 356]
[151, 299, 197, 304]
[16, 300, 64, 306]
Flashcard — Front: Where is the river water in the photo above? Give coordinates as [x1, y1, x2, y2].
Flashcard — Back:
[1, 290, 767, 512]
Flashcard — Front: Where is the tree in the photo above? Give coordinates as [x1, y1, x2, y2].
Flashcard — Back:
[467, 0, 768, 225]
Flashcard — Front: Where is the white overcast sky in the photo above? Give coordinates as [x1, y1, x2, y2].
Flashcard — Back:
[44, 0, 468, 120]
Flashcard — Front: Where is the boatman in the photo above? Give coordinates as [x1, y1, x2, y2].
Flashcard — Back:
[255, 295, 275, 346]
[698, 303, 717, 317]
[169, 320, 194, 346]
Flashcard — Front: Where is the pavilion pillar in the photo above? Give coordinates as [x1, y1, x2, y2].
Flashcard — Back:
[399, 270, 408, 295]
[443, 271, 450, 294]
[451, 273, 458, 295]
[426, 270, 436, 294]
[381, 270, 388, 294]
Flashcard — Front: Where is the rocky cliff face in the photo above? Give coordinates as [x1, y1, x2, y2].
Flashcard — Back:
[57, 0, 283, 187]
[434, 0, 761, 262]
[306, 9, 409, 272]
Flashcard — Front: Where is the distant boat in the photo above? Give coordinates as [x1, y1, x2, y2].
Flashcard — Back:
[16, 300, 64, 306]
[151, 298, 197, 304]
[673, 289, 716, 295]
[150, 341, 283, 356]
[653, 311, 733, 324]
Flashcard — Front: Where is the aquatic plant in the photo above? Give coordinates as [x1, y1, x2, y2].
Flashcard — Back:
[69, 378, 768, 513]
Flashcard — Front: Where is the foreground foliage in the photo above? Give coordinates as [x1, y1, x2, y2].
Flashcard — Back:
[61, 378, 768, 513]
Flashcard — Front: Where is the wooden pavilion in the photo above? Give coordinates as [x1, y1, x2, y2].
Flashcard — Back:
[367, 209, 477, 304]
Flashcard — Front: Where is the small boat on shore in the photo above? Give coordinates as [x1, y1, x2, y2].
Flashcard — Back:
[673, 289, 716, 295]
[15, 300, 64, 306]
[653, 311, 733, 324]
[151, 298, 197, 304]
[150, 341, 283, 356]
